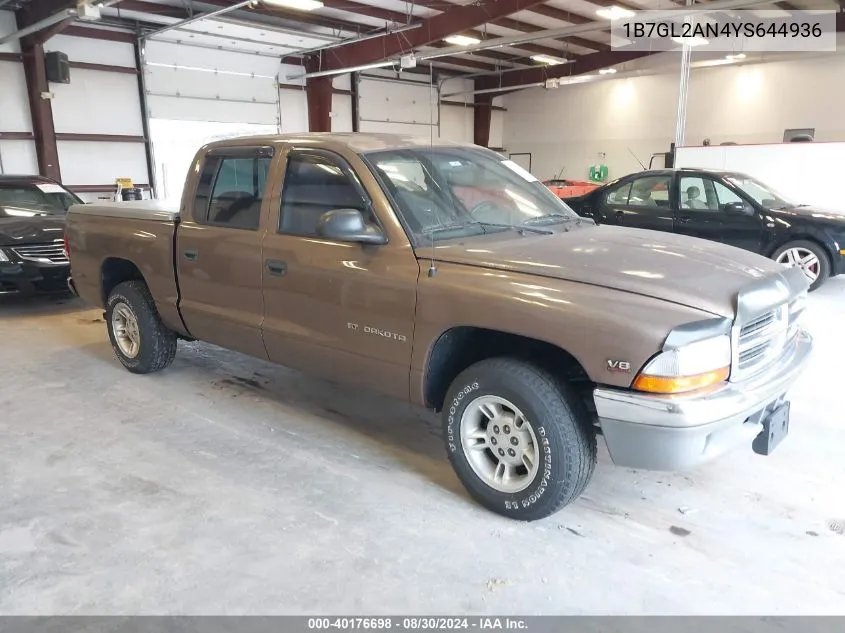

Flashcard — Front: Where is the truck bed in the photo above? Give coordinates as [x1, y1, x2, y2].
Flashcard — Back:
[66, 199, 184, 334]
[69, 199, 180, 222]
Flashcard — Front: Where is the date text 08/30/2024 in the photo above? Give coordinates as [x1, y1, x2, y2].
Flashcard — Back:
[308, 618, 528, 631]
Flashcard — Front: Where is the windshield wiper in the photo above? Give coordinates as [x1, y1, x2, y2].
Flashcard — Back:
[523, 213, 578, 225]
[422, 221, 484, 236]
[422, 221, 552, 237]
[477, 221, 553, 235]
[523, 213, 581, 228]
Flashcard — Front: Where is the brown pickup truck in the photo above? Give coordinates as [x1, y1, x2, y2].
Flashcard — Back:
[65, 133, 812, 521]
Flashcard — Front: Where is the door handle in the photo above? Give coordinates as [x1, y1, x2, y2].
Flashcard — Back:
[677, 217, 691, 224]
[184, 249, 198, 261]
[266, 259, 287, 276]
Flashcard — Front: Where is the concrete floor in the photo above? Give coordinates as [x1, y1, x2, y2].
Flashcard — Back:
[1, 283, 843, 616]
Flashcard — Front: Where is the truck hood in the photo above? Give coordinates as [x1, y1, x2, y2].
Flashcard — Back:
[0, 215, 66, 246]
[420, 224, 784, 318]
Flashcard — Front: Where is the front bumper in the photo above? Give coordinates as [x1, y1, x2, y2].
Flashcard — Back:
[594, 329, 812, 470]
[0, 260, 70, 295]
[834, 249, 845, 276]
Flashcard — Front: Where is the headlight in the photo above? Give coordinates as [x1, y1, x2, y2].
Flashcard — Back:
[633, 335, 731, 394]
[0, 248, 9, 262]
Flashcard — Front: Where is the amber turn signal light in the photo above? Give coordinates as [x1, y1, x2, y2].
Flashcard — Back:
[632, 366, 730, 394]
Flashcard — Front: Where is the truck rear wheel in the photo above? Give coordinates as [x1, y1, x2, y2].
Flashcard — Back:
[442, 358, 597, 521]
[106, 280, 177, 374]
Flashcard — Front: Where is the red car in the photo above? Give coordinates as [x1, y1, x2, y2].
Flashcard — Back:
[542, 179, 601, 200]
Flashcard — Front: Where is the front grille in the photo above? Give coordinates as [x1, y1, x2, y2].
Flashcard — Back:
[733, 304, 789, 380]
[11, 241, 68, 265]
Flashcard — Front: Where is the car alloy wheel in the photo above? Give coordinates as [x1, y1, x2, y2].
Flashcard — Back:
[777, 247, 820, 283]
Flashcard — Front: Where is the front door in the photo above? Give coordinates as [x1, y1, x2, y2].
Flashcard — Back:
[674, 175, 723, 242]
[175, 146, 274, 359]
[711, 179, 765, 253]
[261, 148, 419, 400]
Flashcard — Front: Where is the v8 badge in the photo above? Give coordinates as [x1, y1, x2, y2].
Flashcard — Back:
[607, 359, 632, 373]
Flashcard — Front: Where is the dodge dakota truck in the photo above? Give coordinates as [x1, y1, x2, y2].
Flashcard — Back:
[65, 133, 812, 521]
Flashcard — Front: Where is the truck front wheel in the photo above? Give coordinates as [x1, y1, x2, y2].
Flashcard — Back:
[106, 280, 177, 374]
[442, 358, 597, 521]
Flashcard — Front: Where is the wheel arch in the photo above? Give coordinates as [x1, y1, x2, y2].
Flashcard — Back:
[422, 326, 593, 413]
[101, 257, 146, 306]
[766, 231, 835, 267]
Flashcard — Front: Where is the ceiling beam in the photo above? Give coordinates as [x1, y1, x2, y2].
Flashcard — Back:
[318, 0, 413, 24]
[476, 49, 654, 93]
[316, 0, 550, 70]
[14, 0, 86, 43]
[486, 17, 609, 53]
[197, 0, 372, 33]
[116, 0, 188, 19]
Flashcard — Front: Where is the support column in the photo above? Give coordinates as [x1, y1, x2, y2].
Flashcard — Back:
[134, 37, 157, 196]
[305, 76, 332, 132]
[473, 93, 493, 148]
[351, 72, 360, 133]
[304, 57, 333, 133]
[21, 38, 60, 180]
[674, 0, 693, 148]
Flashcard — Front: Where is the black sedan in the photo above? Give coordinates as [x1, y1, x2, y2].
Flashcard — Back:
[565, 168, 845, 290]
[0, 175, 81, 295]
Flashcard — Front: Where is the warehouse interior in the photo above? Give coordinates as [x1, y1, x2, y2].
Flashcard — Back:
[1, 0, 844, 616]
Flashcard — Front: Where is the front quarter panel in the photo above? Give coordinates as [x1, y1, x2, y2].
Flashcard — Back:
[409, 262, 717, 405]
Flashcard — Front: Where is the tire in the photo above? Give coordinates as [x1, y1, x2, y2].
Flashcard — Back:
[442, 358, 597, 521]
[772, 240, 830, 291]
[105, 280, 177, 374]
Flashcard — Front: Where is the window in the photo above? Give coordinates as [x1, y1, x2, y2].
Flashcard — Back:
[679, 176, 719, 211]
[725, 175, 793, 209]
[279, 152, 371, 237]
[604, 182, 632, 206]
[713, 180, 744, 208]
[193, 150, 271, 229]
[626, 175, 672, 208]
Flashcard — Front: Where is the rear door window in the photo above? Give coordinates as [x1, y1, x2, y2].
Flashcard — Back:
[193, 150, 272, 229]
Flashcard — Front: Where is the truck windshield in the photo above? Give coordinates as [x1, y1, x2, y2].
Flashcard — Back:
[0, 182, 82, 215]
[363, 147, 579, 242]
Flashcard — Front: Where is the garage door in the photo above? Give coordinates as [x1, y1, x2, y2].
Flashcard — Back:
[358, 75, 438, 137]
[143, 40, 280, 126]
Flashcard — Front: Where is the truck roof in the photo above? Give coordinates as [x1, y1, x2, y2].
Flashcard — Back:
[204, 132, 475, 154]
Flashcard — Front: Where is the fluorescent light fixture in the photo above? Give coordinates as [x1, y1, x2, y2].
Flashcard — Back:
[596, 6, 636, 19]
[531, 54, 568, 66]
[443, 34, 481, 46]
[726, 53, 746, 60]
[598, 67, 617, 74]
[262, 0, 324, 10]
[671, 35, 709, 46]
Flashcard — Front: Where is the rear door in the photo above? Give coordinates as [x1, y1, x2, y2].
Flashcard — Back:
[260, 147, 419, 400]
[598, 174, 675, 233]
[175, 146, 274, 359]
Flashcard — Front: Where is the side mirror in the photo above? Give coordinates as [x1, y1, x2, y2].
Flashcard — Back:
[317, 209, 387, 245]
[724, 201, 753, 215]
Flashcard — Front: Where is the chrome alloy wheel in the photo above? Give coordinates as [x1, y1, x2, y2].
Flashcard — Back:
[777, 247, 820, 283]
[460, 395, 540, 493]
[111, 302, 141, 358]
